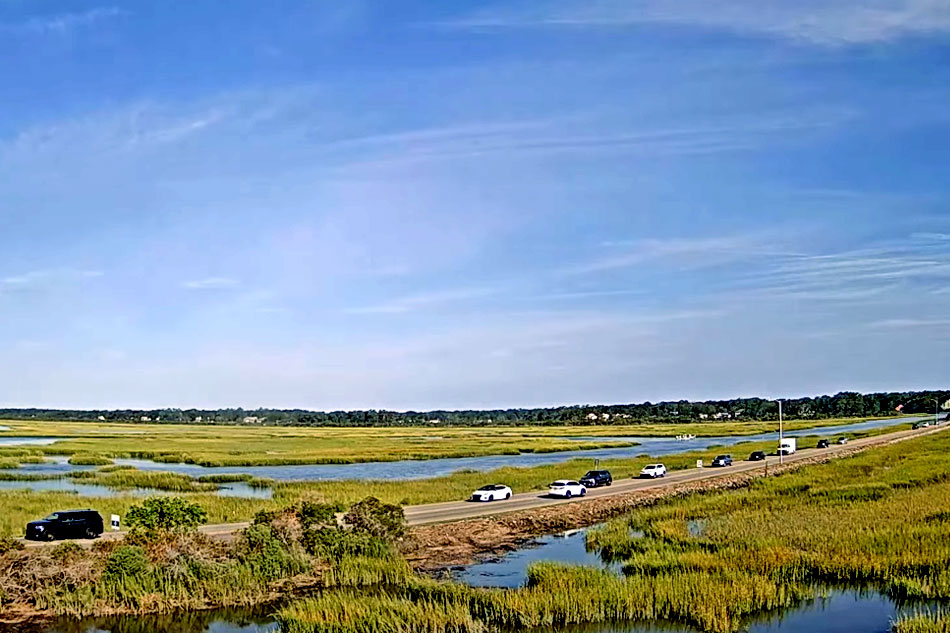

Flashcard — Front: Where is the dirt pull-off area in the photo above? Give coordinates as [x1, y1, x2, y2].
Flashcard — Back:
[401, 445, 876, 572]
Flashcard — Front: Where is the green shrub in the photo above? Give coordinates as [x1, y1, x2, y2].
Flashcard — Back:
[302, 528, 390, 561]
[125, 496, 208, 535]
[104, 545, 149, 579]
[50, 541, 85, 564]
[343, 497, 405, 540]
[237, 524, 308, 580]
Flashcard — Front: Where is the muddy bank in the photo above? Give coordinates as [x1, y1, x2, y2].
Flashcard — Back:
[401, 446, 872, 572]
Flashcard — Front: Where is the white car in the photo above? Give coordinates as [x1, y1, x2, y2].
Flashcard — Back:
[548, 480, 587, 498]
[470, 484, 512, 502]
[639, 463, 667, 479]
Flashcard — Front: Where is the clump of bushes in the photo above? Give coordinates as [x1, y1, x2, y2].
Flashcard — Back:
[103, 545, 149, 579]
[126, 496, 208, 538]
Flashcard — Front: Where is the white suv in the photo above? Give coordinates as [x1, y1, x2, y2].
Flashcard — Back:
[639, 463, 667, 479]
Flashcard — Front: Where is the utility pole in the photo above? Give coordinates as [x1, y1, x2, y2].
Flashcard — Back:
[932, 398, 941, 426]
[778, 399, 784, 466]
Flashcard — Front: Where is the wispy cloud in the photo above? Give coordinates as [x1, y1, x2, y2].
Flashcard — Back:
[181, 277, 241, 290]
[332, 112, 849, 169]
[0, 268, 102, 291]
[868, 318, 950, 329]
[345, 286, 502, 315]
[564, 234, 790, 275]
[441, 0, 950, 45]
[2, 7, 126, 36]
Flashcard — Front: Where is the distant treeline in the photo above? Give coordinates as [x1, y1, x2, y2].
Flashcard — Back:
[1, 390, 946, 427]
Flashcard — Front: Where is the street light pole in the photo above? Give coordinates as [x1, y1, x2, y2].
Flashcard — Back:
[932, 398, 941, 426]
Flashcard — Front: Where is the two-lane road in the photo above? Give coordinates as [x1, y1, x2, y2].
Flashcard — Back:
[22, 422, 945, 548]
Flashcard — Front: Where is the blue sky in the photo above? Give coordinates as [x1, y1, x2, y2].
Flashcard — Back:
[1, 0, 948, 410]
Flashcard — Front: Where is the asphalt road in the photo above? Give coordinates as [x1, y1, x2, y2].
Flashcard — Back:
[22, 422, 946, 548]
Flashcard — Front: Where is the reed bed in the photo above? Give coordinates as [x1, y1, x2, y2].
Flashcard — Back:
[894, 611, 950, 633]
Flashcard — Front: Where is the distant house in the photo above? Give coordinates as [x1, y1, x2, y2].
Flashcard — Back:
[698, 413, 709, 420]
[242, 416, 264, 424]
[194, 416, 203, 423]
[140, 416, 151, 422]
[426, 419, 441, 425]
[586, 413, 599, 421]
[97, 415, 106, 421]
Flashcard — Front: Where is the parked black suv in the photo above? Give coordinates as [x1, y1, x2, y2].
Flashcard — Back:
[580, 470, 612, 488]
[748, 451, 767, 461]
[711, 455, 733, 467]
[26, 509, 103, 541]
[816, 439, 830, 448]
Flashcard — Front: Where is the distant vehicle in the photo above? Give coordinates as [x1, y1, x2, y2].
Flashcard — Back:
[913, 421, 931, 429]
[639, 464, 667, 478]
[748, 450, 767, 461]
[836, 437, 849, 445]
[580, 470, 612, 488]
[778, 438, 797, 455]
[711, 455, 733, 467]
[470, 484, 512, 502]
[25, 509, 103, 541]
[675, 434, 696, 441]
[816, 439, 830, 449]
[548, 480, 587, 498]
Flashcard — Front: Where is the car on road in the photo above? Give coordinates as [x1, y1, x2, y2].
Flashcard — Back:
[470, 484, 512, 502]
[748, 450, 767, 461]
[639, 463, 667, 478]
[711, 455, 733, 467]
[548, 480, 587, 498]
[25, 509, 103, 541]
[580, 470, 613, 488]
[816, 439, 830, 448]
[836, 437, 849, 445]
[913, 422, 931, 429]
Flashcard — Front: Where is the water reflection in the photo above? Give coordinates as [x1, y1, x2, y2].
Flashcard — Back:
[24, 607, 276, 633]
[455, 527, 621, 588]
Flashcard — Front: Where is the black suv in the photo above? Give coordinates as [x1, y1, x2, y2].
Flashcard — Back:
[26, 509, 103, 541]
[579, 470, 612, 488]
[748, 451, 767, 461]
[816, 439, 830, 448]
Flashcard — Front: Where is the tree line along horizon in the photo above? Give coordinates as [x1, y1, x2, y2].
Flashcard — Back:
[1, 390, 946, 427]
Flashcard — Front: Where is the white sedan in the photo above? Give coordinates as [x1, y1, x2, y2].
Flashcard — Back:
[639, 463, 667, 478]
[470, 484, 513, 502]
[548, 480, 587, 498]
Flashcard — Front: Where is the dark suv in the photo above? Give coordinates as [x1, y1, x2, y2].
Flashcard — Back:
[26, 509, 103, 541]
[816, 439, 830, 448]
[580, 470, 612, 488]
[748, 451, 767, 461]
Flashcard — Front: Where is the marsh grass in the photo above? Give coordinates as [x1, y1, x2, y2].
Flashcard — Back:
[895, 611, 950, 633]
[0, 423, 914, 537]
[0, 416, 897, 469]
[278, 430, 950, 633]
